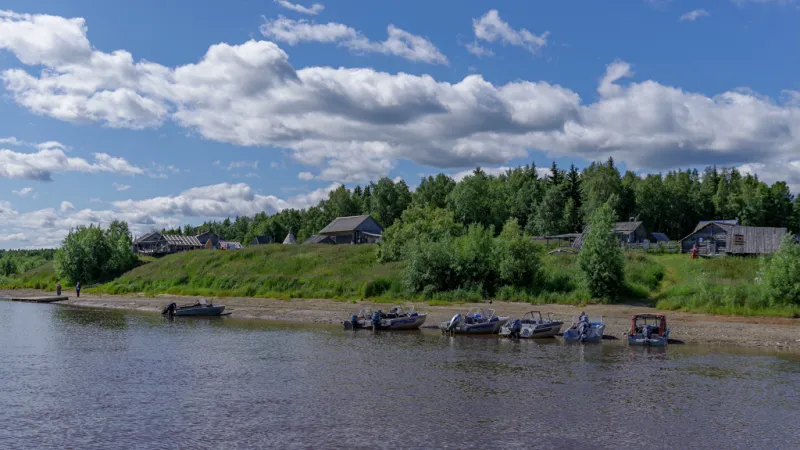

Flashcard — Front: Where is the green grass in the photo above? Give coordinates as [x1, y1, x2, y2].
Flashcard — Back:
[4, 244, 798, 317]
[90, 245, 405, 300]
[0, 261, 59, 290]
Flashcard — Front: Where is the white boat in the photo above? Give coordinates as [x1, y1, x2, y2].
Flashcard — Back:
[500, 311, 564, 338]
[440, 307, 509, 335]
[343, 306, 427, 330]
[161, 299, 225, 317]
[562, 314, 605, 343]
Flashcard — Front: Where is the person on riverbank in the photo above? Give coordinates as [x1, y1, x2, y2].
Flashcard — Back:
[56, 282, 61, 296]
[76, 281, 81, 298]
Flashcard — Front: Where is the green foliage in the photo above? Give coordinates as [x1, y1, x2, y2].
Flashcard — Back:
[530, 184, 566, 236]
[578, 203, 625, 301]
[496, 218, 541, 288]
[1, 257, 17, 276]
[378, 205, 464, 262]
[53, 220, 138, 284]
[760, 235, 800, 306]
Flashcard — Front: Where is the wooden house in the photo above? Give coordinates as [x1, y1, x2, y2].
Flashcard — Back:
[250, 236, 273, 246]
[318, 215, 383, 244]
[196, 231, 220, 249]
[572, 220, 649, 250]
[133, 232, 201, 255]
[680, 220, 786, 255]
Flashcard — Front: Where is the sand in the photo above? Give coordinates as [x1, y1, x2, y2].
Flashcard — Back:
[3, 289, 799, 351]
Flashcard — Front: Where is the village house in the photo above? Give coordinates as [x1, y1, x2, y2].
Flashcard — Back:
[196, 231, 220, 249]
[132, 232, 203, 255]
[250, 236, 273, 246]
[317, 215, 383, 244]
[572, 219, 654, 250]
[680, 220, 787, 255]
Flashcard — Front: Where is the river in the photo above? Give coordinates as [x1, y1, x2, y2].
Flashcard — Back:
[1, 301, 798, 449]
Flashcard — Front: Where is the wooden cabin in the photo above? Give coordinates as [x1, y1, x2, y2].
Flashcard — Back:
[572, 220, 649, 250]
[680, 220, 786, 255]
[196, 231, 220, 249]
[133, 232, 202, 255]
[318, 215, 383, 244]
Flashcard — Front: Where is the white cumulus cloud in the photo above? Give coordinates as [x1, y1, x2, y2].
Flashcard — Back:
[113, 182, 132, 191]
[12, 187, 33, 196]
[472, 10, 549, 55]
[274, 0, 325, 15]
[0, 146, 144, 181]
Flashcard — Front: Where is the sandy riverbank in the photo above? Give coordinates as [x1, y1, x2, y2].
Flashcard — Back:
[3, 289, 799, 350]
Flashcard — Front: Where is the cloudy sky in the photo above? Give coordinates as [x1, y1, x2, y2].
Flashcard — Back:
[0, 0, 798, 248]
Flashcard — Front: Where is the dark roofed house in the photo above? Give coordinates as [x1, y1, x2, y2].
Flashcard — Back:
[302, 235, 336, 245]
[573, 220, 648, 250]
[680, 220, 786, 255]
[133, 232, 169, 255]
[196, 231, 220, 249]
[318, 215, 383, 244]
[250, 236, 273, 246]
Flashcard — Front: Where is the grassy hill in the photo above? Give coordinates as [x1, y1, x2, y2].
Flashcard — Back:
[94, 244, 404, 300]
[3, 244, 795, 316]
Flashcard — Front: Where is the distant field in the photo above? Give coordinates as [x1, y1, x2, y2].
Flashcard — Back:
[3, 245, 796, 317]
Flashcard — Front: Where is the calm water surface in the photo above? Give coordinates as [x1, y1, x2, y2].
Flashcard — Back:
[1, 301, 798, 449]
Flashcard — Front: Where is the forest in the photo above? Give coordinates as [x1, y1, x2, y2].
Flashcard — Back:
[160, 159, 800, 245]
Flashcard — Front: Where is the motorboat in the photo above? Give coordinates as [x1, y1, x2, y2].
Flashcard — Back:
[440, 307, 509, 335]
[562, 314, 605, 343]
[500, 311, 564, 338]
[626, 313, 670, 347]
[343, 305, 427, 330]
[161, 299, 225, 317]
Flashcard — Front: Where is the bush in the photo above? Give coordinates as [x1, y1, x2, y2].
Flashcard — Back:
[54, 220, 138, 285]
[760, 234, 800, 306]
[362, 277, 392, 298]
[496, 218, 542, 289]
[578, 203, 625, 301]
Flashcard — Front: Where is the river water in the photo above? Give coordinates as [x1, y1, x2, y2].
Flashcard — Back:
[1, 301, 798, 449]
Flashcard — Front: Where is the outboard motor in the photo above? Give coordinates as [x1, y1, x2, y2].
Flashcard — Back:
[577, 321, 589, 342]
[445, 313, 462, 333]
[161, 302, 177, 316]
[371, 311, 382, 329]
[642, 324, 654, 341]
[349, 314, 359, 329]
[509, 319, 522, 338]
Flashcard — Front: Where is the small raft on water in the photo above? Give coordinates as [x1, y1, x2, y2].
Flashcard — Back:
[162, 299, 225, 317]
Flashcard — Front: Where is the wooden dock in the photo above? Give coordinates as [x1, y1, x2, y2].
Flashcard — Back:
[5, 296, 69, 303]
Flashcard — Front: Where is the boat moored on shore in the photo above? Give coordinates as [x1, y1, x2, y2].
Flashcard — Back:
[627, 314, 670, 347]
[343, 306, 427, 330]
[440, 308, 509, 335]
[162, 299, 225, 317]
[500, 311, 564, 338]
[562, 313, 605, 343]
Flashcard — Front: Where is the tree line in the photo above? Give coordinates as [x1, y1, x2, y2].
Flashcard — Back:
[0, 249, 55, 277]
[159, 159, 800, 244]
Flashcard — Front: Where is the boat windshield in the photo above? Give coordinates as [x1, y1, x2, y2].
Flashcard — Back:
[465, 308, 494, 320]
[635, 317, 662, 328]
[522, 311, 543, 322]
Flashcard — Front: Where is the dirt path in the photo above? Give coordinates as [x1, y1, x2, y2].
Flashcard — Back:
[3, 289, 799, 351]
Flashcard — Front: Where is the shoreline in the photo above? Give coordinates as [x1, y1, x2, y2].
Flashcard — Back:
[3, 289, 799, 351]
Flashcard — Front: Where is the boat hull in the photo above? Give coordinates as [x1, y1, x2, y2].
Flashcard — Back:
[440, 318, 508, 334]
[628, 329, 669, 347]
[562, 323, 605, 342]
[380, 314, 427, 330]
[174, 305, 226, 317]
[519, 322, 563, 338]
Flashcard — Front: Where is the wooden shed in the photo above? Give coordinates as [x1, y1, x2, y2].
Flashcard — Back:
[614, 220, 648, 244]
[164, 235, 203, 253]
[318, 215, 383, 244]
[196, 231, 220, 249]
[680, 220, 786, 255]
[302, 235, 335, 245]
[133, 232, 169, 255]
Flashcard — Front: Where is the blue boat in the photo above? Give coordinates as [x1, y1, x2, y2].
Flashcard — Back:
[626, 314, 670, 347]
[562, 314, 605, 343]
[440, 308, 508, 335]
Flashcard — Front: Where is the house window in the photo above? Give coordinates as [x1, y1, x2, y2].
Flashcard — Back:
[733, 234, 745, 245]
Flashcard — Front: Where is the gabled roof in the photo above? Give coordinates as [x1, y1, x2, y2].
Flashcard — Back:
[164, 235, 202, 246]
[614, 221, 643, 233]
[283, 232, 297, 244]
[692, 219, 738, 234]
[133, 231, 163, 244]
[251, 235, 272, 245]
[319, 215, 380, 234]
[302, 235, 334, 244]
[219, 241, 242, 249]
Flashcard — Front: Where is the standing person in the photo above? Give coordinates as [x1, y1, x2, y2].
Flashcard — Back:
[56, 282, 62, 296]
[76, 281, 81, 298]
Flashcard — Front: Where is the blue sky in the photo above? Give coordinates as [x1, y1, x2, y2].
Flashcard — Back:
[1, 0, 799, 248]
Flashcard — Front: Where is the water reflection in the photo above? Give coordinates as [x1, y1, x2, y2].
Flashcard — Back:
[1, 302, 799, 449]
